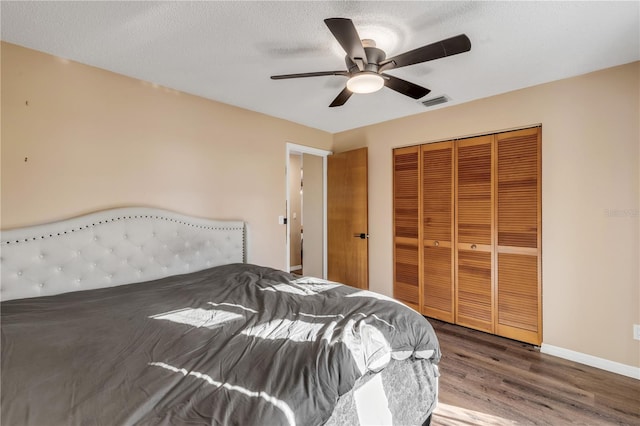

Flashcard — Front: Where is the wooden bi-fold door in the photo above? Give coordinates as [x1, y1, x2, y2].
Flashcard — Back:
[455, 135, 494, 334]
[495, 128, 542, 344]
[421, 142, 455, 322]
[392, 146, 421, 311]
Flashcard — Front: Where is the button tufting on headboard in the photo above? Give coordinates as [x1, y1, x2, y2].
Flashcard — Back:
[1, 207, 246, 301]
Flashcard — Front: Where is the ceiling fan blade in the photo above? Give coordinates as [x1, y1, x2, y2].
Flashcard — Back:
[329, 87, 352, 107]
[383, 74, 431, 99]
[324, 18, 368, 70]
[383, 34, 471, 70]
[271, 71, 349, 79]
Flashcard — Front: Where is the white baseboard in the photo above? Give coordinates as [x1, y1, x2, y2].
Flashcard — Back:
[289, 265, 302, 271]
[540, 343, 640, 380]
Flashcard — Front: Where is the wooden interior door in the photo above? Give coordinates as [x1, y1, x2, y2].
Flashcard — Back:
[393, 146, 420, 310]
[421, 142, 455, 321]
[327, 147, 368, 289]
[455, 136, 494, 333]
[495, 127, 542, 344]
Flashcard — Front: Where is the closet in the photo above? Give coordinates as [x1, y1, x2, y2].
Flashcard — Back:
[393, 127, 541, 345]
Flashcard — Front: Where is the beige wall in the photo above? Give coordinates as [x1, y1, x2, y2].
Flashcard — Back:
[0, 42, 333, 270]
[333, 61, 640, 369]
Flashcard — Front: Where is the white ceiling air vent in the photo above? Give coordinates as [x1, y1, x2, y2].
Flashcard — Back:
[421, 95, 449, 108]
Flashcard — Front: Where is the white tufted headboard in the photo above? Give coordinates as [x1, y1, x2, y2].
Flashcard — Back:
[1, 207, 246, 301]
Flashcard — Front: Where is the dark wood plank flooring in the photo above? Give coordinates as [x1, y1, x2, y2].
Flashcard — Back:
[428, 319, 640, 425]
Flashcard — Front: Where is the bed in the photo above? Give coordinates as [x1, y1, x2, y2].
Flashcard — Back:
[1, 207, 440, 426]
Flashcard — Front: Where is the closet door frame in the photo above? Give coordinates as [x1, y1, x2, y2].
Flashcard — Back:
[393, 126, 541, 344]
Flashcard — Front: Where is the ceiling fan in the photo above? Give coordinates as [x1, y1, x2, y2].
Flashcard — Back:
[271, 18, 471, 107]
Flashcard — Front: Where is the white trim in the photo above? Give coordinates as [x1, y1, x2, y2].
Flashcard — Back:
[285, 143, 332, 279]
[540, 343, 640, 380]
[289, 265, 302, 272]
[288, 144, 332, 158]
[322, 154, 328, 279]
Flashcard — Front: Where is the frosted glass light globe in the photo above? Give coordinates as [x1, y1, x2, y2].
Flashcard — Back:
[346, 72, 384, 94]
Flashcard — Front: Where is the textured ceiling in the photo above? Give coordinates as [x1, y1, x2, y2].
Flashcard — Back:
[2, 1, 639, 133]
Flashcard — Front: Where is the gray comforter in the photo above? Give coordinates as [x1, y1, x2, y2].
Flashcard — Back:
[1, 263, 440, 426]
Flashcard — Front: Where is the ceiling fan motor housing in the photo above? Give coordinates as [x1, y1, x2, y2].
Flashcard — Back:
[364, 46, 386, 69]
[345, 46, 386, 73]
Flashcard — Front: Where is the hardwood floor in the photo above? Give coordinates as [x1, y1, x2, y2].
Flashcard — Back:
[428, 319, 640, 425]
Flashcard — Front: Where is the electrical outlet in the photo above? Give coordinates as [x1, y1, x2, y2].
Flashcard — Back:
[634, 324, 640, 341]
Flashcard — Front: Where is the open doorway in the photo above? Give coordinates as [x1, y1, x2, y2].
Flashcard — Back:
[285, 143, 331, 279]
[288, 153, 303, 274]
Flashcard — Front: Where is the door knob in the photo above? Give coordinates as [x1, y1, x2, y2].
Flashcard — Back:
[434, 240, 439, 247]
[353, 233, 369, 239]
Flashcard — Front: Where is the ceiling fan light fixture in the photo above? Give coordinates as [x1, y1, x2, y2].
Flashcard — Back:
[272, 18, 471, 107]
[346, 72, 384, 94]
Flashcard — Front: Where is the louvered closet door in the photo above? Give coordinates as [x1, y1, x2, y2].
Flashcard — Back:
[496, 128, 542, 345]
[393, 146, 421, 310]
[455, 136, 494, 333]
[422, 142, 455, 321]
